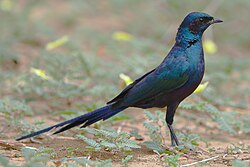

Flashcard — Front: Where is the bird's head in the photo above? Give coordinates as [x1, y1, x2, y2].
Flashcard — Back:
[177, 12, 222, 43]
[179, 12, 223, 35]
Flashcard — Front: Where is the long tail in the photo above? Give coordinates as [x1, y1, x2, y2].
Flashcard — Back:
[16, 105, 127, 141]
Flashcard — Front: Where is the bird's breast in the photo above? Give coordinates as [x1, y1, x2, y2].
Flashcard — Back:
[170, 48, 205, 103]
[182, 52, 204, 94]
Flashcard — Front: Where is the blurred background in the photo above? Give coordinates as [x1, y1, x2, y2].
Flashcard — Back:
[0, 0, 249, 111]
[0, 0, 249, 166]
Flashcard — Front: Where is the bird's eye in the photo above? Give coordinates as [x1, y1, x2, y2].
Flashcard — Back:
[199, 18, 204, 22]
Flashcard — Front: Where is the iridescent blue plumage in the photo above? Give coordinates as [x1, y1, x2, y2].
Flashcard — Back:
[16, 12, 222, 146]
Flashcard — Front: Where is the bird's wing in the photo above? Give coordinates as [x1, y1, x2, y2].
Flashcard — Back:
[107, 68, 156, 104]
[113, 55, 190, 106]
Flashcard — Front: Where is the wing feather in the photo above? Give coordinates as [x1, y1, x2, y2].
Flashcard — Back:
[108, 51, 190, 107]
[107, 69, 156, 104]
[118, 56, 190, 106]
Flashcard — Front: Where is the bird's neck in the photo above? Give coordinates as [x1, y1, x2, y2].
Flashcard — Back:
[175, 27, 202, 48]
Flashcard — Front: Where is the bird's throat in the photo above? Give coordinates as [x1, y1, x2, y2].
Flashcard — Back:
[175, 27, 202, 48]
[187, 39, 198, 48]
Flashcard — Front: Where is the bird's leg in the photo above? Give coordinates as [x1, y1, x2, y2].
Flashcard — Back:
[166, 103, 179, 147]
[168, 123, 179, 146]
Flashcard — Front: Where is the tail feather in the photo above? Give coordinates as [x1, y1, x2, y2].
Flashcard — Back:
[16, 105, 126, 141]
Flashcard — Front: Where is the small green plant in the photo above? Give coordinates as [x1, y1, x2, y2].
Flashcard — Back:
[180, 101, 250, 134]
[176, 133, 201, 151]
[154, 150, 182, 167]
[66, 147, 79, 157]
[0, 97, 33, 119]
[129, 129, 143, 140]
[0, 156, 17, 167]
[21, 147, 52, 167]
[162, 153, 182, 167]
[121, 155, 133, 167]
[232, 159, 250, 167]
[143, 110, 201, 153]
[76, 127, 141, 153]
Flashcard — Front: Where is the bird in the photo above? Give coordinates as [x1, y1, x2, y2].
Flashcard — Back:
[16, 12, 222, 146]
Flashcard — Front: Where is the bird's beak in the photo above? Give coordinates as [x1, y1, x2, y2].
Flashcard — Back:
[211, 18, 223, 24]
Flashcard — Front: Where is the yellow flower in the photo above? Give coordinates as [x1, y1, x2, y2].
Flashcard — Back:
[0, 0, 13, 11]
[30, 68, 51, 80]
[46, 36, 69, 50]
[203, 39, 218, 54]
[194, 81, 209, 93]
[119, 73, 133, 87]
[112, 31, 134, 42]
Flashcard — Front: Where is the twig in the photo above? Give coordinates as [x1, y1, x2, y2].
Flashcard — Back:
[180, 155, 219, 167]
[86, 156, 91, 167]
[30, 137, 43, 144]
[197, 146, 210, 154]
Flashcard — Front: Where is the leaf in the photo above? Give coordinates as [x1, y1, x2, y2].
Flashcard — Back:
[215, 116, 236, 134]
[112, 31, 134, 42]
[0, 98, 33, 116]
[30, 68, 52, 80]
[163, 154, 181, 167]
[129, 129, 143, 140]
[97, 129, 120, 138]
[76, 135, 101, 148]
[240, 115, 250, 133]
[143, 122, 162, 144]
[38, 147, 54, 153]
[122, 155, 133, 167]
[144, 110, 158, 122]
[118, 140, 141, 149]
[46, 35, 69, 50]
[100, 141, 117, 149]
[155, 110, 166, 125]
[83, 127, 99, 135]
[204, 103, 220, 114]
[247, 145, 250, 153]
[194, 81, 209, 93]
[143, 122, 159, 134]
[119, 73, 133, 86]
[118, 132, 130, 138]
[143, 141, 164, 153]
[0, 156, 17, 167]
[21, 147, 51, 165]
[232, 159, 250, 167]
